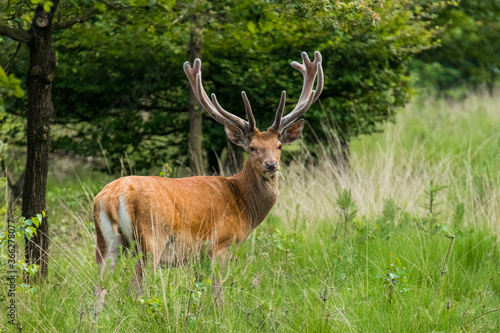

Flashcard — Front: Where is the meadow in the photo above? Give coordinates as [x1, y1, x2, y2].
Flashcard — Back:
[1, 91, 500, 332]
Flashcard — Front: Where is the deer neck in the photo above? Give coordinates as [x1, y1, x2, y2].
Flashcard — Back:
[229, 160, 279, 229]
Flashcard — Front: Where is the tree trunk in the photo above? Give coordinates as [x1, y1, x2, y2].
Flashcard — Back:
[23, 2, 59, 278]
[187, 25, 205, 175]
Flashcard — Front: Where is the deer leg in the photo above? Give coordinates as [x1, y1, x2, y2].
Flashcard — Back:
[131, 258, 145, 293]
[130, 233, 168, 292]
[95, 238, 124, 314]
[94, 209, 124, 316]
[150, 229, 169, 272]
[130, 238, 148, 293]
[211, 247, 228, 304]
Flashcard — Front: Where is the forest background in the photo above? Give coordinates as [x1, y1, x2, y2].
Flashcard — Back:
[1, 0, 500, 331]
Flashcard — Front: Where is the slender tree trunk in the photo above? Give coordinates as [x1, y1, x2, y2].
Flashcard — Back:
[0, 159, 24, 222]
[187, 25, 205, 175]
[6, 175, 24, 223]
[23, 2, 59, 278]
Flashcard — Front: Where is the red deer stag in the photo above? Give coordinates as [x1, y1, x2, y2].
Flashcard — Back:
[93, 51, 323, 288]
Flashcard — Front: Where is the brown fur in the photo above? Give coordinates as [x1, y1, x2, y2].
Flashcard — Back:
[92, 128, 302, 285]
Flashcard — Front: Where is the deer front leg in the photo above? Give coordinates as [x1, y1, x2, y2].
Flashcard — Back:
[211, 247, 228, 304]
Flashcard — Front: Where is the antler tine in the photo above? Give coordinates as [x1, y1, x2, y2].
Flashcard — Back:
[193, 72, 229, 125]
[279, 90, 315, 130]
[312, 62, 324, 103]
[270, 91, 286, 132]
[183, 58, 202, 94]
[210, 93, 250, 131]
[291, 51, 321, 106]
[184, 58, 253, 134]
[276, 51, 324, 131]
[184, 60, 227, 124]
[241, 91, 255, 133]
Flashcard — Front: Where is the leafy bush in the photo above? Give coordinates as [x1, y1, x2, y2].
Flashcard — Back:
[1, 0, 440, 171]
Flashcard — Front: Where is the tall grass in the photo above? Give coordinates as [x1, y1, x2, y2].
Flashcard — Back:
[279, 91, 500, 233]
[1, 92, 499, 332]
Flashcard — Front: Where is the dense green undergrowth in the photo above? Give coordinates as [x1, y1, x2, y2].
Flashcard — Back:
[1, 92, 500, 331]
[1, 203, 499, 332]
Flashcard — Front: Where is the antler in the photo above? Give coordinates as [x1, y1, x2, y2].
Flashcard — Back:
[183, 59, 256, 135]
[270, 51, 324, 132]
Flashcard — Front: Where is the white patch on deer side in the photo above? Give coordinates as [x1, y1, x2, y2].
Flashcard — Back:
[119, 196, 133, 245]
[99, 205, 123, 265]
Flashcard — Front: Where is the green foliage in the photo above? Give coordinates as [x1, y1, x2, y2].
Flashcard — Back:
[0, 212, 45, 244]
[0, 67, 23, 113]
[373, 198, 397, 239]
[0, 0, 441, 172]
[413, 0, 500, 91]
[334, 188, 357, 241]
[1, 189, 499, 331]
[420, 180, 447, 231]
[0, 212, 44, 298]
[1, 92, 500, 331]
[31, 0, 54, 13]
[376, 255, 409, 305]
[451, 201, 465, 230]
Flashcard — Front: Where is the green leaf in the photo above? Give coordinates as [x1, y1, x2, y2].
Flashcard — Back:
[162, 0, 176, 9]
[130, 0, 148, 6]
[43, 1, 53, 13]
[24, 227, 33, 239]
[36, 213, 43, 227]
[94, 2, 106, 11]
[247, 21, 257, 34]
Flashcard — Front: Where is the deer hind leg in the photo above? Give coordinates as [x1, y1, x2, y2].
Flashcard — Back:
[131, 225, 169, 290]
[98, 207, 125, 275]
[94, 207, 125, 315]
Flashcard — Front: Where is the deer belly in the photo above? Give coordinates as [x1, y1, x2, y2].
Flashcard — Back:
[159, 234, 204, 267]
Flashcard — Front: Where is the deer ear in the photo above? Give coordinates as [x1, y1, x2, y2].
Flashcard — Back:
[280, 119, 304, 144]
[224, 121, 248, 147]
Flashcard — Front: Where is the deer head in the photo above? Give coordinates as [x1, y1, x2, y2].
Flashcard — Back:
[184, 51, 323, 179]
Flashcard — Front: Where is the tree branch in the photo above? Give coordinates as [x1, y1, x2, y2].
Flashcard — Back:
[0, 25, 29, 44]
[3, 42, 22, 73]
[465, 307, 500, 329]
[52, 8, 100, 30]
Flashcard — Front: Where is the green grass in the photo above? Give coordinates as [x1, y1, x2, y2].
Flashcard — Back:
[1, 91, 500, 332]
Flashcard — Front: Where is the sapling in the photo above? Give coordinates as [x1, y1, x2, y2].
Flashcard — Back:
[435, 235, 455, 296]
[420, 180, 447, 231]
[375, 198, 397, 241]
[464, 307, 500, 330]
[482, 277, 493, 315]
[451, 202, 465, 234]
[334, 189, 357, 241]
[376, 255, 409, 305]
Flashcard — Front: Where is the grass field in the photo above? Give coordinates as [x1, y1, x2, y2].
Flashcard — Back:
[1, 92, 500, 332]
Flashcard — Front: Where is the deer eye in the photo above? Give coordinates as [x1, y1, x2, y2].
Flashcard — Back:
[250, 147, 255, 152]
[278, 145, 283, 150]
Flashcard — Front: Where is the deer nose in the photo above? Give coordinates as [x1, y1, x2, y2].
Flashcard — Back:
[265, 161, 278, 171]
